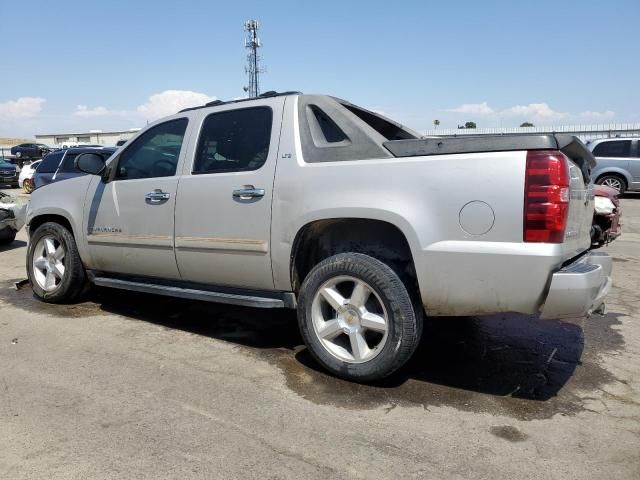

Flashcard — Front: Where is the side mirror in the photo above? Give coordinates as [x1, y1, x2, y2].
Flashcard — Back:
[75, 153, 106, 176]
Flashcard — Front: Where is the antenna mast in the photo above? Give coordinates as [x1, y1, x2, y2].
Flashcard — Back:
[243, 20, 264, 98]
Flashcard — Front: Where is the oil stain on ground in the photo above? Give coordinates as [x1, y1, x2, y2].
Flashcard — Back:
[0, 278, 626, 420]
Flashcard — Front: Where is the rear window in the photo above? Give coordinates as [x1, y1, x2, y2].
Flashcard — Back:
[592, 140, 631, 158]
[60, 152, 80, 172]
[37, 152, 63, 173]
[342, 104, 417, 141]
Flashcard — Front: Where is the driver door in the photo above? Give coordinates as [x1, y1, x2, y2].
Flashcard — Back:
[82, 117, 191, 279]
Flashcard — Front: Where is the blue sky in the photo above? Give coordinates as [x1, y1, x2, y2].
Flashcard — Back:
[1, 0, 638, 137]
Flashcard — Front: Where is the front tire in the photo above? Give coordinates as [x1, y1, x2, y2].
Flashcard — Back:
[27, 222, 87, 303]
[297, 253, 422, 382]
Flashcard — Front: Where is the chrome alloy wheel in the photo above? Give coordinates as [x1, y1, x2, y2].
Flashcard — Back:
[311, 275, 389, 364]
[601, 177, 623, 192]
[32, 236, 66, 292]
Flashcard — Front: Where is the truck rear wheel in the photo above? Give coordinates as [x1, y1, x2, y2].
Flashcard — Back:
[27, 222, 87, 303]
[297, 253, 422, 382]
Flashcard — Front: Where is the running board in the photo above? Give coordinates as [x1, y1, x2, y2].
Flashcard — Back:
[91, 276, 290, 309]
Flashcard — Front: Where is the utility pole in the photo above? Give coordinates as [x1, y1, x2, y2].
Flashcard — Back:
[243, 20, 264, 98]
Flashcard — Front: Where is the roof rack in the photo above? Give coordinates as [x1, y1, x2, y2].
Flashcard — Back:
[178, 91, 302, 113]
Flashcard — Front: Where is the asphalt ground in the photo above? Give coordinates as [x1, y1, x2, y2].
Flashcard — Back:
[1, 186, 639, 479]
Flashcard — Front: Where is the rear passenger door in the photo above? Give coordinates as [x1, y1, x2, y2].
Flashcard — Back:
[174, 98, 285, 290]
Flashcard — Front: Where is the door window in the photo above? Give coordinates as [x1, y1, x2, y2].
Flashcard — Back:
[193, 107, 272, 174]
[592, 140, 631, 158]
[115, 118, 188, 180]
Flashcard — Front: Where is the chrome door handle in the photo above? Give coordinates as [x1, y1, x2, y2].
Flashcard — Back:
[232, 186, 265, 200]
[145, 189, 171, 204]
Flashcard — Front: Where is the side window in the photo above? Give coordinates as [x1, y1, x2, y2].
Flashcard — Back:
[36, 152, 63, 173]
[115, 118, 188, 180]
[592, 140, 631, 158]
[193, 107, 272, 174]
[306, 105, 349, 146]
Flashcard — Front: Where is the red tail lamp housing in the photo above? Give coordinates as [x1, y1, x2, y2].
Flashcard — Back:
[524, 150, 570, 243]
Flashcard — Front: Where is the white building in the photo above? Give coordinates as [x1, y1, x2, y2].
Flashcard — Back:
[35, 128, 142, 147]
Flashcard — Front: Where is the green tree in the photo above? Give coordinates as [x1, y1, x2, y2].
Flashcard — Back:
[433, 119, 440, 129]
[464, 121, 477, 129]
[520, 122, 535, 127]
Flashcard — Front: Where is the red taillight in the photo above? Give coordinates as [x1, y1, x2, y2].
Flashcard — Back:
[524, 150, 570, 243]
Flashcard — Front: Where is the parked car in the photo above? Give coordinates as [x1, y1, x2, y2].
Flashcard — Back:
[0, 192, 26, 244]
[591, 185, 622, 247]
[18, 160, 42, 193]
[0, 158, 19, 188]
[25, 92, 611, 382]
[33, 147, 117, 190]
[10, 143, 51, 160]
[589, 137, 640, 193]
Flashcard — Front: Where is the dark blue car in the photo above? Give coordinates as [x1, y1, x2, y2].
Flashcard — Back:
[10, 143, 51, 160]
[34, 146, 116, 190]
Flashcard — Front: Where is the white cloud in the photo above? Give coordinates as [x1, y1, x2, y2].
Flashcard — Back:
[0, 97, 45, 118]
[136, 90, 216, 121]
[448, 102, 494, 115]
[502, 103, 567, 121]
[74, 105, 113, 117]
[579, 110, 615, 121]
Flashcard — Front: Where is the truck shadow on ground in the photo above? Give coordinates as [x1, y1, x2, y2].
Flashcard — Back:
[0, 240, 27, 252]
[1, 282, 624, 420]
[88, 288, 624, 419]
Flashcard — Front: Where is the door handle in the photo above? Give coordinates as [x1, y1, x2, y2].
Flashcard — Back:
[232, 186, 265, 200]
[145, 189, 171, 204]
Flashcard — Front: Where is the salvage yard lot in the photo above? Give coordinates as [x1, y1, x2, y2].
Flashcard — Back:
[0, 188, 639, 479]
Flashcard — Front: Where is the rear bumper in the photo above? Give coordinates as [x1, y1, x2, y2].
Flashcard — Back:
[540, 251, 612, 319]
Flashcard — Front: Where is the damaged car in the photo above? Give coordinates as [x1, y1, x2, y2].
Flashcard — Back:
[591, 184, 622, 248]
[0, 192, 27, 244]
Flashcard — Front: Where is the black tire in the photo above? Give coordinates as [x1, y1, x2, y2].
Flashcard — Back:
[297, 253, 422, 382]
[0, 227, 16, 245]
[596, 174, 627, 194]
[26, 222, 87, 303]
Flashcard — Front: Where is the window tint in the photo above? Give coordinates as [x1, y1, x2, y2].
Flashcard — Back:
[193, 107, 272, 174]
[342, 104, 417, 141]
[116, 118, 188, 180]
[306, 105, 348, 144]
[36, 152, 63, 173]
[592, 140, 631, 158]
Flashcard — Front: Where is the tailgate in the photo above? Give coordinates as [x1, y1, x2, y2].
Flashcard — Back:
[557, 136, 596, 260]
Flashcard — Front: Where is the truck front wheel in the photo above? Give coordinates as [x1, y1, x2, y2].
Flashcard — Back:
[297, 253, 422, 382]
[27, 222, 87, 303]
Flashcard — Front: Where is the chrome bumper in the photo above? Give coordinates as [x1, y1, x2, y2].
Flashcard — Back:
[540, 251, 612, 319]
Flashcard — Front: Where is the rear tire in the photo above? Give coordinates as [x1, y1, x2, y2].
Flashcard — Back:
[596, 174, 627, 194]
[27, 222, 87, 303]
[297, 253, 422, 382]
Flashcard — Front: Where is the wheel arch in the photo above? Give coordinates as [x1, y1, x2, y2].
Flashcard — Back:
[595, 168, 631, 187]
[29, 212, 76, 239]
[289, 217, 420, 295]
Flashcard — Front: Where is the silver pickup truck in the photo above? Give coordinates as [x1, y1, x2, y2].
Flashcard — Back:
[25, 91, 612, 381]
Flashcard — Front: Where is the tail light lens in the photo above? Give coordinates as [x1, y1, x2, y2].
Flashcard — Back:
[524, 150, 570, 243]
